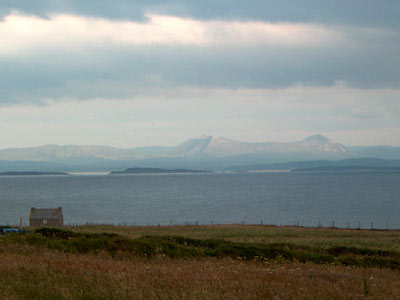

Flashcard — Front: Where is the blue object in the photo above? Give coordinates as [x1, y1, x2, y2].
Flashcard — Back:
[0, 227, 29, 234]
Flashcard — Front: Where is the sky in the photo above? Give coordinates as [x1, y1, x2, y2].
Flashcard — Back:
[0, 0, 399, 148]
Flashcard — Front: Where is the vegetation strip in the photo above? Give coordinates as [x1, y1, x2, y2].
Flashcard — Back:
[2, 228, 400, 270]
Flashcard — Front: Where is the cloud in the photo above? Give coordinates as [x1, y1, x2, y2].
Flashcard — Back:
[0, 12, 343, 56]
[1, 39, 400, 105]
[0, 10, 399, 106]
[1, 0, 400, 29]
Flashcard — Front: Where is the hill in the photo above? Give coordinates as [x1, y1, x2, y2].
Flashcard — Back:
[0, 134, 399, 171]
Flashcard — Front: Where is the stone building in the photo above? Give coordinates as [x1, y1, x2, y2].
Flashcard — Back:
[29, 207, 64, 227]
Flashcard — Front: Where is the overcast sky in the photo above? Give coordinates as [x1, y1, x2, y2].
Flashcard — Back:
[1, 1, 399, 148]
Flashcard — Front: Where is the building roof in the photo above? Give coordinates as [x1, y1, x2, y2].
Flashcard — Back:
[30, 208, 62, 220]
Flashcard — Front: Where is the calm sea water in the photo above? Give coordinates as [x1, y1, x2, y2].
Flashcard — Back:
[1, 171, 399, 229]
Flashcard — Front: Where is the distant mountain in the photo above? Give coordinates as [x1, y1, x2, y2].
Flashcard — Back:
[0, 134, 351, 162]
[293, 166, 400, 172]
[0, 145, 145, 162]
[0, 160, 69, 172]
[229, 158, 400, 171]
[143, 134, 351, 160]
[348, 146, 400, 160]
[0, 134, 399, 172]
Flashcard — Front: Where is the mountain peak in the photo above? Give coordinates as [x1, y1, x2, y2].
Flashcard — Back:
[197, 134, 212, 139]
[302, 134, 331, 143]
[197, 135, 224, 141]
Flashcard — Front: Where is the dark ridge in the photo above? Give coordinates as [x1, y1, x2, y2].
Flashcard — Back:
[292, 166, 400, 172]
[111, 167, 211, 174]
[0, 171, 69, 176]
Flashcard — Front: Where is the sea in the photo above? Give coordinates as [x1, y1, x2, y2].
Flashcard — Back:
[1, 171, 399, 229]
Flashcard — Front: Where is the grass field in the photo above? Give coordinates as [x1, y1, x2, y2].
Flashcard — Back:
[70, 224, 400, 251]
[1, 225, 400, 299]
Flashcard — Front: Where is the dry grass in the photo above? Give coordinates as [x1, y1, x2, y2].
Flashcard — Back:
[1, 246, 400, 299]
[2, 225, 400, 299]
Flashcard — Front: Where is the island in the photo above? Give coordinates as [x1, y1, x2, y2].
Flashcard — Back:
[0, 171, 69, 176]
[111, 167, 211, 175]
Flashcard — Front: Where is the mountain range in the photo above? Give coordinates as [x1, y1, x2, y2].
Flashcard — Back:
[0, 134, 400, 171]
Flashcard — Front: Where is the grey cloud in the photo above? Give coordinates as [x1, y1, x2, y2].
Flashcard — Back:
[1, 1, 399, 106]
[1, 36, 400, 105]
[1, 0, 400, 28]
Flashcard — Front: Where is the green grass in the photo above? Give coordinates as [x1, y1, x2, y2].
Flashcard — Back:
[2, 227, 400, 270]
[67, 224, 400, 252]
